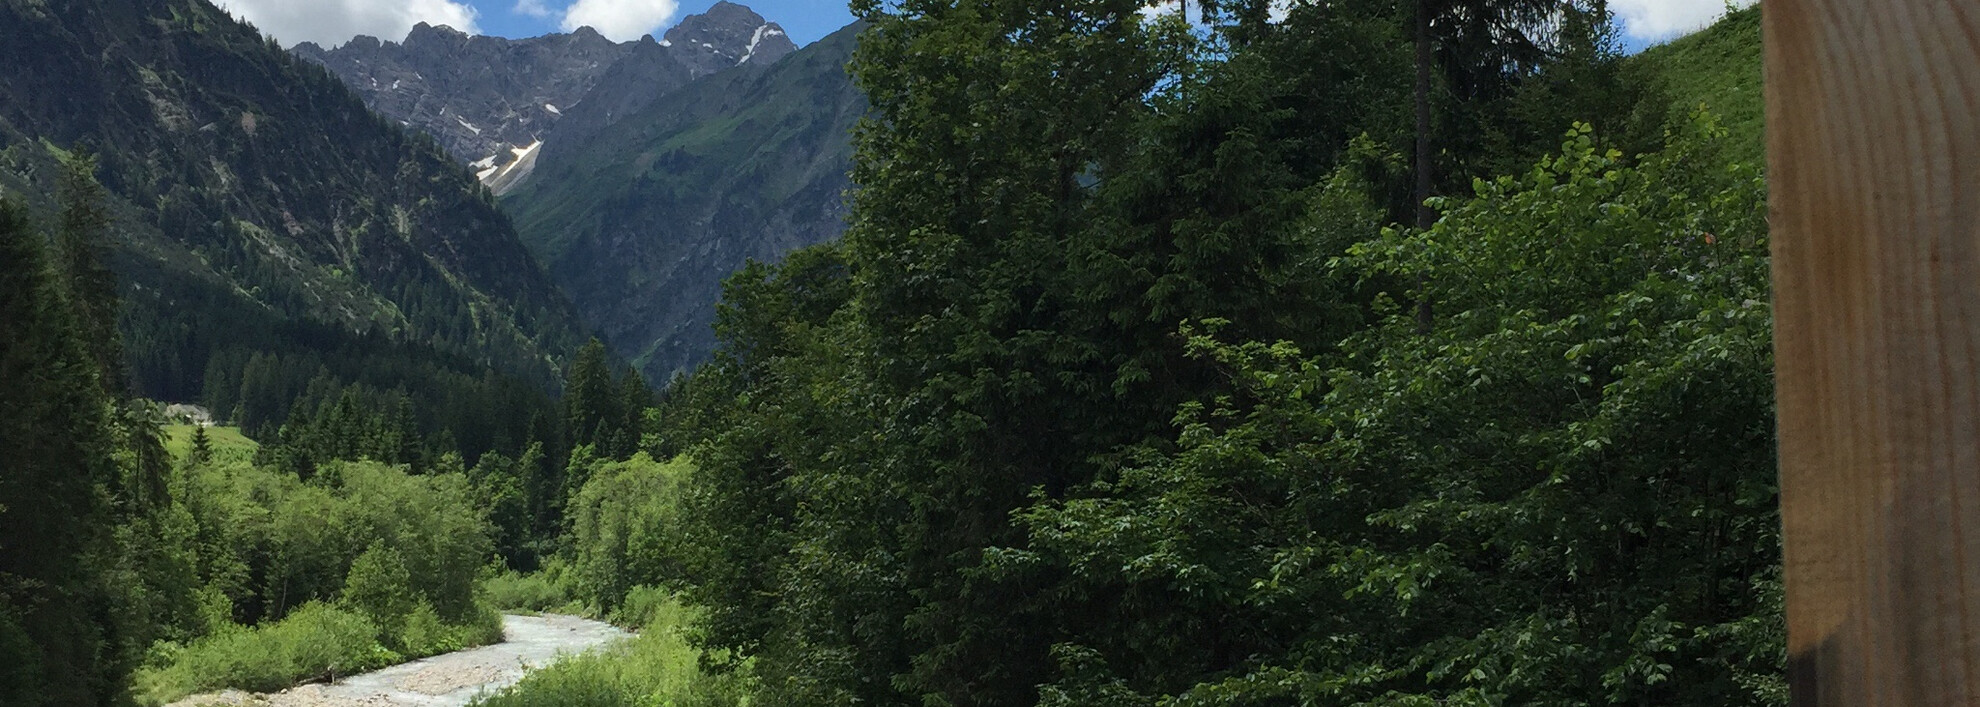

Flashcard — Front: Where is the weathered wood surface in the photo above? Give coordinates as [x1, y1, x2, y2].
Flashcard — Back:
[1769, 0, 1980, 704]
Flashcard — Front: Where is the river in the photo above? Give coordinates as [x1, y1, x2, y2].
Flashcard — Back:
[168, 614, 631, 707]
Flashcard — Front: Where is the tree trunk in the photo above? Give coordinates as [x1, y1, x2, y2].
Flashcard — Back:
[1413, 0, 1435, 331]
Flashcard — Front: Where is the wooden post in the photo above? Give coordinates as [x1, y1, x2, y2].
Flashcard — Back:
[1770, 0, 1980, 704]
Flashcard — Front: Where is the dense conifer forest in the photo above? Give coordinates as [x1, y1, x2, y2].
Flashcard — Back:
[0, 1, 1782, 706]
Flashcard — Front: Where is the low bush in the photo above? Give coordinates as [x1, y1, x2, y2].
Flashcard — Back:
[609, 585, 673, 630]
[135, 589, 504, 704]
[399, 601, 504, 658]
[470, 595, 754, 707]
[482, 569, 574, 614]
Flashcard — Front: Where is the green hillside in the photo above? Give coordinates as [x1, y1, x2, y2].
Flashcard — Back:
[162, 424, 258, 463]
[1627, 6, 1764, 165]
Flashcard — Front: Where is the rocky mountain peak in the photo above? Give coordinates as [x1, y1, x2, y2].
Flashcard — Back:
[294, 2, 797, 194]
[663, 1, 796, 76]
[405, 22, 471, 47]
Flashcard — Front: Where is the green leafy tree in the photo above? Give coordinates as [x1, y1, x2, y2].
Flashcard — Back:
[342, 543, 415, 640]
[1018, 119, 1783, 705]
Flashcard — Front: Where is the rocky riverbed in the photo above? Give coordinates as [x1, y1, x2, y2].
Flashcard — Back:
[168, 614, 630, 707]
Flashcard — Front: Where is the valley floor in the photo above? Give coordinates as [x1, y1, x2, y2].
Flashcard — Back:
[166, 615, 629, 707]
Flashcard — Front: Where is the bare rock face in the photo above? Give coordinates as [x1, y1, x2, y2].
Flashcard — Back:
[662, 1, 797, 77]
[292, 2, 796, 194]
[292, 25, 627, 186]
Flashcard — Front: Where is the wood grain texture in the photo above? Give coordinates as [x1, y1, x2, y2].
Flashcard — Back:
[1768, 0, 1980, 704]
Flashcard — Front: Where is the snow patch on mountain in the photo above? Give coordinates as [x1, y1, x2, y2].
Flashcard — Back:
[739, 24, 785, 65]
[483, 140, 543, 196]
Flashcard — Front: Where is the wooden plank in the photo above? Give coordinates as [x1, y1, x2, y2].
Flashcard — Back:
[1769, 0, 1980, 704]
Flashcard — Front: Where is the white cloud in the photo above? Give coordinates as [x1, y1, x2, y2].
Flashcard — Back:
[216, 0, 479, 47]
[1139, 0, 1181, 20]
[514, 0, 555, 18]
[559, 0, 680, 41]
[1613, 0, 1758, 42]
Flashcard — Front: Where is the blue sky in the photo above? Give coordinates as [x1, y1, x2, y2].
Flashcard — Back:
[219, 0, 1749, 53]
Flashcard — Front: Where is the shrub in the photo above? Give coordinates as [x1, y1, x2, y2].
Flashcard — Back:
[482, 569, 573, 613]
[134, 602, 391, 705]
[470, 595, 753, 707]
[609, 585, 673, 631]
[398, 601, 503, 658]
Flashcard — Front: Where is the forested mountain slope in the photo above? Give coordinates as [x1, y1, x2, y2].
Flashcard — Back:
[503, 23, 863, 379]
[0, 0, 584, 409]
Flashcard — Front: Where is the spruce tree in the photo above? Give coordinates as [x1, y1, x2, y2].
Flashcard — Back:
[563, 339, 619, 453]
[54, 150, 127, 395]
[0, 200, 124, 706]
[831, 1, 1187, 702]
[613, 367, 651, 459]
[188, 425, 214, 467]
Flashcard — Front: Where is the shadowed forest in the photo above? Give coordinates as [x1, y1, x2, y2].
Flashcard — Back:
[0, 2, 1780, 706]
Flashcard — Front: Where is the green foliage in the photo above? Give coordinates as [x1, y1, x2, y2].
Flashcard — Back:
[397, 600, 504, 658]
[482, 569, 577, 614]
[566, 339, 645, 461]
[0, 199, 129, 706]
[53, 149, 126, 395]
[133, 602, 392, 704]
[163, 425, 258, 465]
[1017, 118, 1779, 704]
[565, 454, 693, 614]
[656, 4, 1781, 701]
[610, 585, 675, 631]
[342, 544, 417, 639]
[175, 459, 493, 628]
[132, 458, 505, 703]
[470, 596, 754, 707]
[261, 384, 432, 476]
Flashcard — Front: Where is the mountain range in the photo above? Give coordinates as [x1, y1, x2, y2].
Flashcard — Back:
[0, 0, 586, 402]
[293, 2, 860, 379]
[292, 1, 799, 196]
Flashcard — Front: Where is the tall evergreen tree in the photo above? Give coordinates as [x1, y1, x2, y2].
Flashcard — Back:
[564, 339, 620, 454]
[1407, 0, 1569, 326]
[0, 200, 125, 707]
[53, 150, 126, 395]
[187, 425, 214, 467]
[820, 1, 1194, 702]
[614, 367, 652, 459]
